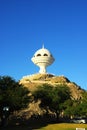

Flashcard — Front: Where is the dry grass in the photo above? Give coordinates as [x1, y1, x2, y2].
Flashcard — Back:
[40, 123, 87, 130]
[1, 121, 87, 130]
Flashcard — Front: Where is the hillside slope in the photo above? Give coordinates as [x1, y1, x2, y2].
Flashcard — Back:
[18, 73, 84, 118]
[20, 73, 84, 100]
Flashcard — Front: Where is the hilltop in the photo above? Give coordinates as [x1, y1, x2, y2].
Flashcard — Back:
[20, 73, 84, 100]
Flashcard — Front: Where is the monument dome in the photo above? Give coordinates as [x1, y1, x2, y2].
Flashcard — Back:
[31, 45, 55, 74]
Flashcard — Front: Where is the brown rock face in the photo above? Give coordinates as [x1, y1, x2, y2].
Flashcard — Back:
[18, 73, 85, 118]
[20, 73, 84, 100]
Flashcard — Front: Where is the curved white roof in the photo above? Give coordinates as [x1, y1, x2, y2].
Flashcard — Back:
[33, 47, 53, 57]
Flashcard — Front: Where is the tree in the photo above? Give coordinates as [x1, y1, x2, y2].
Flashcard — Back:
[51, 84, 71, 117]
[64, 91, 87, 118]
[74, 91, 87, 117]
[33, 84, 53, 111]
[0, 76, 30, 114]
[64, 99, 78, 118]
[33, 83, 71, 117]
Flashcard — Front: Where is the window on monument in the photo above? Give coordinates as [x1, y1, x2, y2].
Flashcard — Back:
[37, 54, 41, 56]
[43, 53, 48, 56]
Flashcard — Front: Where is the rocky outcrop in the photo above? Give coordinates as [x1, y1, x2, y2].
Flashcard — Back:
[19, 73, 84, 118]
[20, 73, 84, 99]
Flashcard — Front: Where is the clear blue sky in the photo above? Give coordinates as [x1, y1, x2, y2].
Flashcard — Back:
[0, 0, 87, 90]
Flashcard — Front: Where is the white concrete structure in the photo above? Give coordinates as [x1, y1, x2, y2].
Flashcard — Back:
[76, 128, 85, 130]
[31, 46, 55, 74]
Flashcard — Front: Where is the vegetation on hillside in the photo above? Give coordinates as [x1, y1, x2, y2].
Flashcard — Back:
[0, 75, 87, 127]
[32, 83, 87, 119]
[33, 84, 71, 118]
[0, 76, 31, 121]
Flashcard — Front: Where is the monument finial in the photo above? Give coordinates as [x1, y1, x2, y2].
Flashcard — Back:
[42, 44, 44, 49]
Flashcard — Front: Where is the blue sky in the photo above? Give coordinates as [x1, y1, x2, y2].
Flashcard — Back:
[0, 0, 87, 90]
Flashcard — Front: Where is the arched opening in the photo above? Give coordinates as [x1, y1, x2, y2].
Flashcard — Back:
[37, 54, 41, 56]
[43, 53, 48, 56]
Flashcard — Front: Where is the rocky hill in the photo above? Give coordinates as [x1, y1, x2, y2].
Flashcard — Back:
[20, 73, 84, 100]
[18, 73, 84, 118]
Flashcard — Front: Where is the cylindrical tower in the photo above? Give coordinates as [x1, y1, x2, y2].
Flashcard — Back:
[31, 46, 55, 74]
